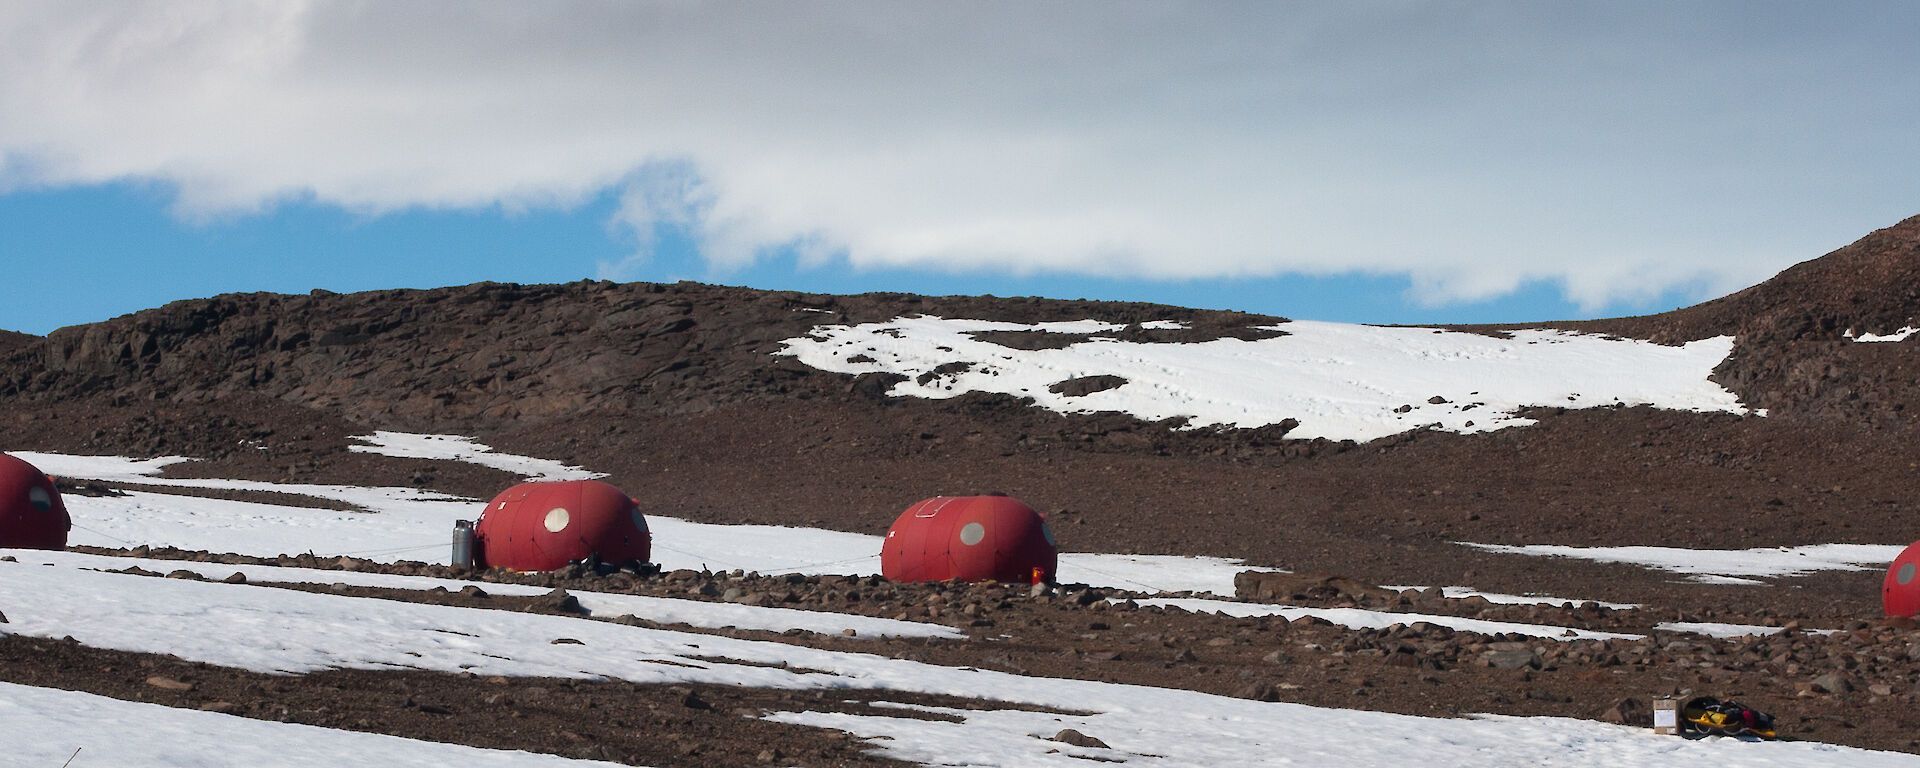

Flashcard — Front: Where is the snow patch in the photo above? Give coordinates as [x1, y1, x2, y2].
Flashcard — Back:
[349, 431, 605, 481]
[1845, 327, 1920, 343]
[1379, 585, 1638, 609]
[0, 682, 628, 768]
[1655, 621, 1840, 639]
[779, 316, 1750, 442]
[1463, 542, 1904, 580]
[10, 550, 961, 639]
[1135, 597, 1642, 641]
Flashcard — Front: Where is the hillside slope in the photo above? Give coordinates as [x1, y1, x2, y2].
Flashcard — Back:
[0, 215, 1917, 615]
[1575, 212, 1920, 422]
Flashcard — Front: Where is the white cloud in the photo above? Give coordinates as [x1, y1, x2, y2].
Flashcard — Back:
[2, 2, 1915, 306]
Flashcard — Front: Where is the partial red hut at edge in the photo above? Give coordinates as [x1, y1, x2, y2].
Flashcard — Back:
[0, 452, 70, 550]
[881, 494, 1057, 584]
[1884, 540, 1920, 618]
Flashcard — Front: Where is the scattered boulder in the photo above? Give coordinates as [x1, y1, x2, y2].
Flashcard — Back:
[1811, 673, 1854, 694]
[1052, 729, 1110, 749]
[1482, 647, 1539, 670]
[540, 588, 585, 614]
[1236, 681, 1285, 702]
[1234, 571, 1397, 603]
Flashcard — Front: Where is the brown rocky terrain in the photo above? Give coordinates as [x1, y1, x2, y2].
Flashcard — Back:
[3, 212, 1920, 763]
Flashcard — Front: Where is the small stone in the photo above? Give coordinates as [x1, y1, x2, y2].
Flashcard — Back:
[1811, 673, 1854, 694]
[1483, 649, 1538, 670]
[145, 675, 194, 691]
[222, 572, 247, 584]
[1236, 682, 1283, 702]
[550, 637, 584, 645]
[198, 701, 243, 714]
[1053, 729, 1109, 749]
[542, 588, 584, 613]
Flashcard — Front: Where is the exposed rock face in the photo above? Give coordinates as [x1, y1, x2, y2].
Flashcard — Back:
[8, 283, 821, 428]
[0, 282, 1279, 432]
[1561, 212, 1920, 423]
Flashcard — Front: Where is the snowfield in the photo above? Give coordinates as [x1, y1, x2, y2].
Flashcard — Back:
[5, 682, 628, 768]
[5, 434, 1918, 766]
[4, 549, 1913, 768]
[778, 317, 1750, 442]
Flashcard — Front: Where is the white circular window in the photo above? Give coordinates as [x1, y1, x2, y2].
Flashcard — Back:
[959, 522, 986, 546]
[1900, 562, 1917, 585]
[631, 508, 648, 533]
[543, 507, 571, 533]
[28, 486, 51, 512]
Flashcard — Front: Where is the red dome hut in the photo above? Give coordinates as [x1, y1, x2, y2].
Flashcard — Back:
[881, 495, 1056, 584]
[473, 480, 650, 571]
[0, 453, 70, 550]
[1884, 541, 1920, 617]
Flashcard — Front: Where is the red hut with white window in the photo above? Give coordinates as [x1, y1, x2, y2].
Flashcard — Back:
[0, 453, 69, 550]
[473, 480, 650, 571]
[1883, 540, 1920, 617]
[881, 494, 1056, 584]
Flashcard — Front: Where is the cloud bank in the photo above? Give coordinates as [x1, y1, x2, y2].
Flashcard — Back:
[2, 2, 1915, 308]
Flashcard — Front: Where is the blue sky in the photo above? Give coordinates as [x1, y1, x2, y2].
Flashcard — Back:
[1, 2, 1916, 336]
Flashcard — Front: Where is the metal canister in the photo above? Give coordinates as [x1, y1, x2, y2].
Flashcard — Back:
[451, 519, 475, 568]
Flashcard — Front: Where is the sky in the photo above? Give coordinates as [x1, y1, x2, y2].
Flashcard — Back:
[2, 2, 1917, 336]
